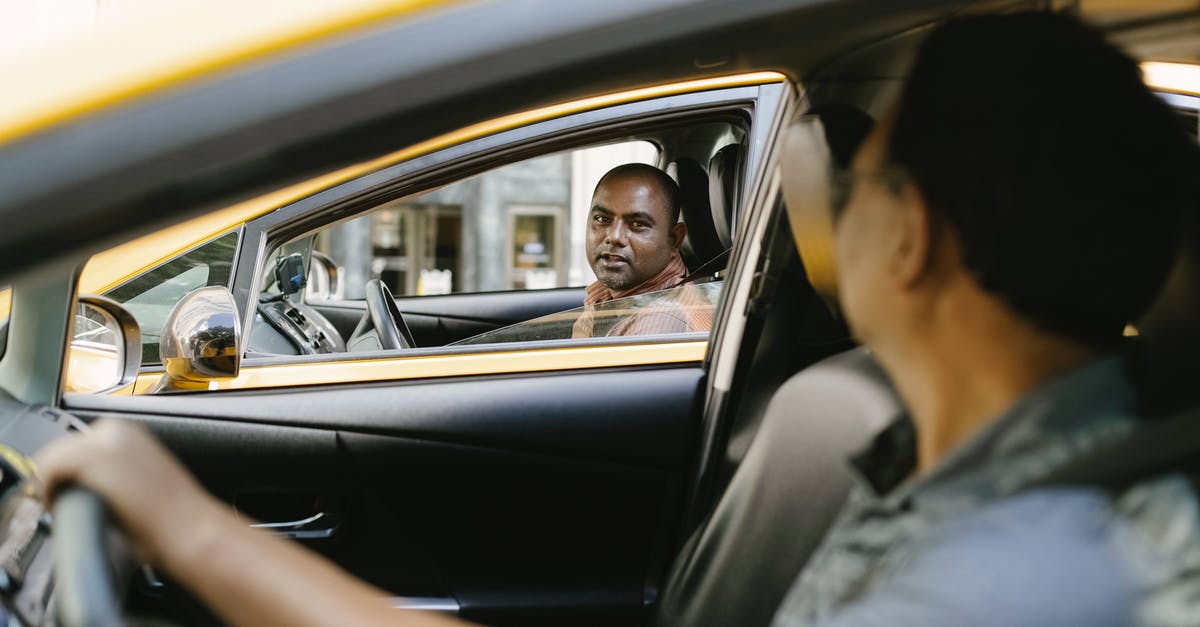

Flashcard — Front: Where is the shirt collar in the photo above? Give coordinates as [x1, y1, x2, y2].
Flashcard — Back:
[848, 354, 1138, 503]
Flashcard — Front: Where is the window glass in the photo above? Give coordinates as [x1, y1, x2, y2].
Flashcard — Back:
[248, 134, 740, 358]
[102, 231, 239, 363]
[453, 281, 723, 346]
[310, 140, 658, 299]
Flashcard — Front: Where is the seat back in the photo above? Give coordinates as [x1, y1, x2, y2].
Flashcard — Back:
[708, 144, 743, 250]
[655, 348, 902, 627]
[1037, 213, 1200, 490]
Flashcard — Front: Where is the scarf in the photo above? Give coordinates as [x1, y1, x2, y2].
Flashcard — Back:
[573, 252, 689, 339]
[583, 251, 688, 306]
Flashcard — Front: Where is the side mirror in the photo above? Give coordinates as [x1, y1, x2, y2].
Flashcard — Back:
[153, 286, 241, 393]
[64, 296, 142, 395]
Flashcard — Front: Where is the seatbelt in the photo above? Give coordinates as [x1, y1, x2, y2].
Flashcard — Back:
[683, 248, 731, 283]
[1033, 406, 1200, 494]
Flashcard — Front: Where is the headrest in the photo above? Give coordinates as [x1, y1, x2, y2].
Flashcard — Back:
[671, 158, 723, 271]
[1132, 219, 1200, 417]
[780, 106, 876, 301]
[708, 144, 744, 250]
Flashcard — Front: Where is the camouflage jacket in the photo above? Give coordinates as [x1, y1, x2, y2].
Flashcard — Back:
[772, 356, 1200, 627]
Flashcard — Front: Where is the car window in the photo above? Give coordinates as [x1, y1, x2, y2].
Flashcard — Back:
[59, 75, 779, 394]
[99, 231, 239, 363]
[308, 140, 659, 299]
[453, 281, 723, 346]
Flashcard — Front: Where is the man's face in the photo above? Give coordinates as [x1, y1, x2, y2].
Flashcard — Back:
[586, 174, 683, 291]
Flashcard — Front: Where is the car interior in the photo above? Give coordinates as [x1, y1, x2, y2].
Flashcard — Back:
[659, 8, 1200, 627]
[0, 1, 1196, 627]
[246, 119, 752, 358]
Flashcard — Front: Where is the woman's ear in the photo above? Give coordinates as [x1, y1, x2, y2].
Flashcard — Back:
[892, 183, 936, 288]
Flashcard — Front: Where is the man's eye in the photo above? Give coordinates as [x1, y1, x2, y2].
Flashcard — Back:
[632, 221, 648, 229]
[592, 215, 610, 224]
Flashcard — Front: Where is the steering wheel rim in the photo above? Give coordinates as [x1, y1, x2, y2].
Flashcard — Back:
[53, 487, 128, 627]
[363, 279, 414, 350]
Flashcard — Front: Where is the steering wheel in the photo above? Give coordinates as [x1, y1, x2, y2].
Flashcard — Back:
[347, 279, 415, 351]
[53, 488, 130, 627]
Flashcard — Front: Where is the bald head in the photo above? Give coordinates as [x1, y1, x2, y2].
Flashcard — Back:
[594, 163, 681, 224]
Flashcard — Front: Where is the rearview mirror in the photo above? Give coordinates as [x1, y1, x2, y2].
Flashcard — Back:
[153, 286, 241, 393]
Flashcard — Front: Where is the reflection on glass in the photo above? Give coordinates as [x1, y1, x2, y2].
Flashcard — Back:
[64, 302, 124, 394]
[453, 281, 723, 346]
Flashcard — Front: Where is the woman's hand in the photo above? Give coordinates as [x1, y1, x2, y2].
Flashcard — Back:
[35, 419, 225, 567]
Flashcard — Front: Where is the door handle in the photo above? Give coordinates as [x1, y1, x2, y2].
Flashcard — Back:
[250, 511, 340, 539]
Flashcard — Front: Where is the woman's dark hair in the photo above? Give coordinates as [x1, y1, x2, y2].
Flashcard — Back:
[888, 12, 1200, 346]
[811, 103, 875, 169]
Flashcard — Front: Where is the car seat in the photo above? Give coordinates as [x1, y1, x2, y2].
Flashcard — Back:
[654, 347, 901, 627]
[672, 158, 724, 273]
[707, 144, 742, 251]
[1032, 212, 1200, 490]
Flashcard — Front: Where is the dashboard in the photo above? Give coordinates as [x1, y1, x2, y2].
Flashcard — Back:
[0, 482, 53, 626]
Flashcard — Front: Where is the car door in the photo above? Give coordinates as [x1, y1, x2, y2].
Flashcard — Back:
[59, 75, 794, 626]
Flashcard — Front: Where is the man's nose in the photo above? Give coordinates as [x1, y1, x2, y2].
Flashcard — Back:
[604, 221, 629, 245]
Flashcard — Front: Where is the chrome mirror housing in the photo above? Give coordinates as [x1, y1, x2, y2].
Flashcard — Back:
[153, 286, 241, 393]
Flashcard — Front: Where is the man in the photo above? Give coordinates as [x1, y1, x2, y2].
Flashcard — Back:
[35, 12, 1200, 627]
[572, 163, 713, 338]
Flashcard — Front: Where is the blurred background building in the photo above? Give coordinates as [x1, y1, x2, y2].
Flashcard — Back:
[316, 142, 658, 298]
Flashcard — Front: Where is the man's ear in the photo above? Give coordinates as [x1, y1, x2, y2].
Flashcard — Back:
[669, 221, 688, 250]
[892, 184, 935, 288]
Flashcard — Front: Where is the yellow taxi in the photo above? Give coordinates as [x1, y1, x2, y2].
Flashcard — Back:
[0, 1, 1195, 625]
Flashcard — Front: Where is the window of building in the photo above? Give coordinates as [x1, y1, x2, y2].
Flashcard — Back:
[509, 206, 563, 290]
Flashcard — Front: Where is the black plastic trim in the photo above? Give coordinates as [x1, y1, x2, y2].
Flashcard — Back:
[65, 365, 704, 469]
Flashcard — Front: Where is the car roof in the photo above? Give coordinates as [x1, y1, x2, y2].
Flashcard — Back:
[0, 0, 1195, 281]
[0, 0, 454, 147]
[0, 0, 998, 279]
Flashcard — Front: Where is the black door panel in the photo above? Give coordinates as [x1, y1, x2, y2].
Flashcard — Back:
[310, 288, 584, 347]
[65, 365, 702, 625]
[75, 368, 699, 467]
[340, 431, 679, 626]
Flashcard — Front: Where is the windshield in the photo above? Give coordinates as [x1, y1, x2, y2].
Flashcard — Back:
[453, 281, 723, 346]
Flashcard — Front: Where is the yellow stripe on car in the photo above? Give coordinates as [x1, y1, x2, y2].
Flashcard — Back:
[132, 341, 708, 393]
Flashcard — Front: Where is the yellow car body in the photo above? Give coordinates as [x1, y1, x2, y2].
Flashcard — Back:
[3, 1, 807, 395]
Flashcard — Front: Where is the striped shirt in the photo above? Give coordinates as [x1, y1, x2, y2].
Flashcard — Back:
[572, 252, 715, 339]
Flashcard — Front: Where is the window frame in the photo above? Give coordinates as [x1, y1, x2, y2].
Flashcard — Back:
[109, 78, 790, 392]
[99, 229, 242, 365]
[235, 85, 768, 338]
